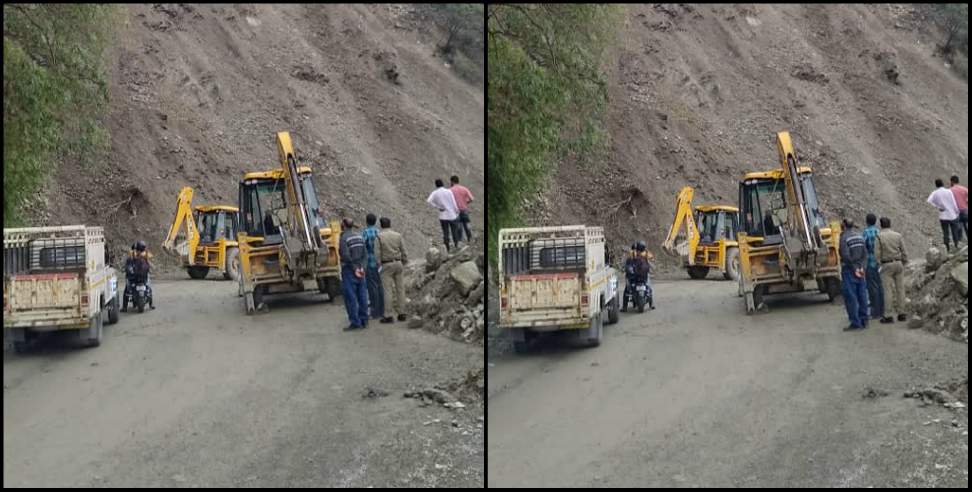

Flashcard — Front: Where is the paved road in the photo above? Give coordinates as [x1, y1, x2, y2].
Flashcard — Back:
[4, 278, 483, 487]
[487, 278, 968, 487]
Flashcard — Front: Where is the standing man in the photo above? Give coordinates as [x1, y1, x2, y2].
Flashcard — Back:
[427, 178, 461, 252]
[339, 218, 370, 331]
[927, 178, 962, 252]
[875, 217, 908, 324]
[862, 213, 884, 321]
[949, 175, 968, 237]
[449, 175, 475, 241]
[377, 217, 408, 324]
[362, 213, 385, 321]
[839, 218, 870, 331]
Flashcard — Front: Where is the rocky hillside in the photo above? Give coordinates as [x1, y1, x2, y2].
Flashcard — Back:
[528, 4, 967, 273]
[28, 4, 483, 266]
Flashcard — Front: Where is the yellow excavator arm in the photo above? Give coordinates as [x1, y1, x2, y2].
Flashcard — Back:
[661, 186, 700, 264]
[778, 131, 824, 252]
[162, 186, 200, 264]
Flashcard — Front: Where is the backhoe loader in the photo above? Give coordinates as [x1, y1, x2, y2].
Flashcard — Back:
[162, 187, 241, 280]
[236, 131, 342, 314]
[736, 131, 841, 314]
[661, 186, 741, 280]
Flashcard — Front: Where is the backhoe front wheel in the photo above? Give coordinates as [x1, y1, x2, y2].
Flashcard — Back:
[223, 247, 240, 281]
[687, 266, 710, 279]
[187, 266, 210, 279]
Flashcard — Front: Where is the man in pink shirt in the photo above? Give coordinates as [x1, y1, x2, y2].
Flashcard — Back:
[950, 175, 968, 236]
[450, 175, 475, 241]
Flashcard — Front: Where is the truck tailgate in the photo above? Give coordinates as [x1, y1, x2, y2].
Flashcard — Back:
[5, 272, 82, 325]
[508, 272, 581, 312]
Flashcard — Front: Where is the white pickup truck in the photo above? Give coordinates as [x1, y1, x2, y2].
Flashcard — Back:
[4, 225, 120, 352]
[497, 225, 619, 353]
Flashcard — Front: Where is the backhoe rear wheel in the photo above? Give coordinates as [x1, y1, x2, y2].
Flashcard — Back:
[223, 247, 240, 281]
[187, 266, 210, 279]
[723, 247, 740, 281]
[687, 266, 710, 279]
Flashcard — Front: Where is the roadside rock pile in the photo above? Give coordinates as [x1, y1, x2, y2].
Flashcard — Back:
[904, 245, 968, 342]
[403, 244, 485, 343]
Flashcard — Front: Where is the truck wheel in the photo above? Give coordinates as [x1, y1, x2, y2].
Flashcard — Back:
[606, 295, 619, 325]
[584, 311, 603, 348]
[723, 248, 740, 281]
[83, 311, 104, 348]
[223, 248, 241, 281]
[107, 295, 120, 325]
[187, 266, 210, 279]
[687, 266, 710, 279]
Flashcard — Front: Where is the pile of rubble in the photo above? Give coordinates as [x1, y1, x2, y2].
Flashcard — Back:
[402, 244, 485, 344]
[904, 244, 968, 342]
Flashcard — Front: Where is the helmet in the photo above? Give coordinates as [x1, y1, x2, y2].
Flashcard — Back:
[635, 240, 646, 252]
[631, 242, 638, 251]
[135, 240, 147, 252]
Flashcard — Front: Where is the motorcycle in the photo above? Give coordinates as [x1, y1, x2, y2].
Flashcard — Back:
[623, 278, 652, 313]
[122, 261, 154, 313]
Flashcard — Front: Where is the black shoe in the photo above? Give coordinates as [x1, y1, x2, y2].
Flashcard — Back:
[121, 307, 128, 313]
[344, 324, 361, 332]
[397, 314, 407, 322]
[880, 317, 894, 324]
[844, 324, 862, 331]
[380, 317, 394, 324]
[897, 314, 907, 322]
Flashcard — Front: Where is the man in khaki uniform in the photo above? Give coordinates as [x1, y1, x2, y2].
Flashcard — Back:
[875, 217, 908, 324]
[376, 217, 408, 323]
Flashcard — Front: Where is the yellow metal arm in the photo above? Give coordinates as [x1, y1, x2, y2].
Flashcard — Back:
[661, 186, 700, 264]
[162, 186, 200, 264]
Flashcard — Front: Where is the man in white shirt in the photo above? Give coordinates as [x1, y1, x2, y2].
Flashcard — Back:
[927, 178, 963, 252]
[427, 178, 461, 252]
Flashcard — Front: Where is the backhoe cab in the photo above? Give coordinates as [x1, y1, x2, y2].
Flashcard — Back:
[736, 131, 841, 314]
[236, 131, 342, 314]
[661, 186, 741, 280]
[162, 187, 241, 280]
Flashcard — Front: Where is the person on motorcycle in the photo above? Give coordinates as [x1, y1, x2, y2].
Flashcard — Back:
[622, 240, 655, 312]
[122, 240, 155, 311]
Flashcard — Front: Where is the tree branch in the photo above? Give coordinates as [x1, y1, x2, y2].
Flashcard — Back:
[8, 4, 56, 68]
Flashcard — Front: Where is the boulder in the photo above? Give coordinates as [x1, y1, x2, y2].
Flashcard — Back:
[908, 315, 924, 329]
[465, 280, 485, 306]
[950, 262, 968, 296]
[408, 315, 424, 329]
[450, 261, 482, 295]
[925, 246, 946, 272]
[426, 247, 444, 272]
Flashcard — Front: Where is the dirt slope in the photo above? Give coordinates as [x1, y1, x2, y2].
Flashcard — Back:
[529, 4, 967, 272]
[32, 4, 483, 266]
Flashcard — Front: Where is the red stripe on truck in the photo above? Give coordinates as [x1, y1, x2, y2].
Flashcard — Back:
[511, 273, 579, 281]
[13, 272, 79, 281]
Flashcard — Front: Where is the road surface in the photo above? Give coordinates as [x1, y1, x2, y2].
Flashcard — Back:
[4, 278, 483, 487]
[487, 278, 968, 487]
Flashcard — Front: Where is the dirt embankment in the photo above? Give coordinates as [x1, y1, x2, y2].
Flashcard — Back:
[527, 4, 967, 273]
[29, 4, 483, 269]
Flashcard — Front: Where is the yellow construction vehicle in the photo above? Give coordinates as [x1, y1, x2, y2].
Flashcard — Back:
[162, 187, 241, 280]
[236, 131, 342, 313]
[661, 186, 741, 280]
[736, 131, 842, 314]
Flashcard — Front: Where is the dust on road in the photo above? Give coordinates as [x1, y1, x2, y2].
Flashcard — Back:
[4, 278, 483, 487]
[487, 279, 968, 487]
